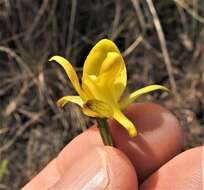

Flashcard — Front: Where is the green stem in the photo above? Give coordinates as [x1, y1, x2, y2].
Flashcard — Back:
[96, 118, 114, 147]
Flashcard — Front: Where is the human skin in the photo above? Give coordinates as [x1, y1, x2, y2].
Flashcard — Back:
[22, 103, 203, 190]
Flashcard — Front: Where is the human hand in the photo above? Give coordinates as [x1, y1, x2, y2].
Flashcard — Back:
[22, 103, 203, 190]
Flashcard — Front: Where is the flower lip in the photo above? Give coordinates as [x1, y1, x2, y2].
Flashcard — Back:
[83, 99, 113, 118]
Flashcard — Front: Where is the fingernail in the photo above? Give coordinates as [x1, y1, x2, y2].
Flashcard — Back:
[49, 147, 109, 190]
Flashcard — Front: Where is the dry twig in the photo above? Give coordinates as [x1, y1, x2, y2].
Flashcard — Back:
[174, 0, 204, 23]
[146, 0, 177, 94]
[0, 111, 46, 154]
[131, 0, 146, 33]
[66, 0, 77, 57]
[26, 0, 50, 39]
[122, 35, 143, 57]
[0, 46, 32, 75]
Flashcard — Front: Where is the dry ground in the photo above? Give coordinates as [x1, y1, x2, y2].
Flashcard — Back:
[0, 0, 203, 189]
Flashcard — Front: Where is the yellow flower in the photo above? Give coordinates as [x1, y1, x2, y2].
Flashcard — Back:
[49, 39, 168, 137]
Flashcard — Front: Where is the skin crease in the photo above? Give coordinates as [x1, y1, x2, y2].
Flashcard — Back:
[22, 103, 202, 190]
[49, 147, 137, 190]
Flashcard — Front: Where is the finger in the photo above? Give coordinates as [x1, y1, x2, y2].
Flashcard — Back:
[109, 103, 183, 181]
[21, 159, 61, 190]
[22, 147, 137, 189]
[22, 134, 137, 190]
[140, 146, 203, 190]
[49, 146, 137, 190]
[21, 122, 103, 189]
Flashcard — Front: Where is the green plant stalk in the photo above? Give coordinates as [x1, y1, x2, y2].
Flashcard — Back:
[96, 118, 114, 147]
[0, 159, 8, 181]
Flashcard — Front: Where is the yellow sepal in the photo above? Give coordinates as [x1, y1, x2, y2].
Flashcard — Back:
[113, 110, 137, 137]
[57, 96, 84, 108]
[49, 56, 84, 98]
[120, 85, 169, 109]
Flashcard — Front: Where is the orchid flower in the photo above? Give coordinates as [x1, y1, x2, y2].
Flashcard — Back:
[50, 39, 168, 138]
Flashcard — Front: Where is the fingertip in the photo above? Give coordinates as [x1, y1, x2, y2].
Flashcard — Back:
[56, 125, 103, 174]
[109, 103, 183, 181]
[50, 146, 138, 190]
[104, 146, 138, 189]
[21, 159, 61, 190]
[140, 146, 203, 190]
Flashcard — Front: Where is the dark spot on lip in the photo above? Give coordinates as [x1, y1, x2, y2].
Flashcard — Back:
[84, 101, 91, 109]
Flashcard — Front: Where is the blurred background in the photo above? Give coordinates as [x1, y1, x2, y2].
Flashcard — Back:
[0, 0, 203, 189]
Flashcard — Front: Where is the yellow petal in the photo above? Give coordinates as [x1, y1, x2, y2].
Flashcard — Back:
[82, 74, 105, 100]
[97, 52, 127, 101]
[83, 39, 120, 76]
[99, 52, 122, 75]
[82, 74, 121, 107]
[82, 39, 127, 101]
[82, 99, 113, 118]
[57, 96, 83, 107]
[120, 85, 169, 109]
[49, 56, 84, 97]
[113, 110, 137, 137]
[113, 63, 127, 101]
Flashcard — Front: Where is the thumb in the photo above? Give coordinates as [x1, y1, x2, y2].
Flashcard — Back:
[48, 146, 137, 190]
